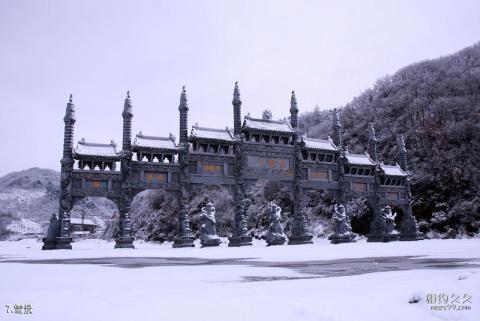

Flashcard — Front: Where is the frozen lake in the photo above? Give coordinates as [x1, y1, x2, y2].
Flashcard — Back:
[1, 238, 479, 321]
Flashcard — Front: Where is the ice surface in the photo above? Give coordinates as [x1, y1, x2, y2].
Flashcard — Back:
[0, 238, 479, 321]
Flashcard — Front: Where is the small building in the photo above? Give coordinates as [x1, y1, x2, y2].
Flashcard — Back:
[70, 217, 97, 237]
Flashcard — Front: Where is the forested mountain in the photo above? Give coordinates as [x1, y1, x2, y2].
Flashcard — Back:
[300, 42, 480, 237]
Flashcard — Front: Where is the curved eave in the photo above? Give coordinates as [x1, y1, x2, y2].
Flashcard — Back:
[241, 128, 295, 136]
[73, 153, 121, 161]
[132, 145, 180, 153]
[302, 146, 339, 153]
[189, 137, 235, 144]
[380, 171, 408, 178]
[382, 174, 407, 178]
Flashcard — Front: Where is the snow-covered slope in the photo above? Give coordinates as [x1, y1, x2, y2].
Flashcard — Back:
[0, 168, 116, 238]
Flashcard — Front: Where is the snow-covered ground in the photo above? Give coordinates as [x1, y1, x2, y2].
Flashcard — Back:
[0, 238, 479, 321]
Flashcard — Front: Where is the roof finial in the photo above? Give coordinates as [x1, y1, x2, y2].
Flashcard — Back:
[179, 85, 188, 111]
[368, 122, 377, 141]
[290, 90, 298, 112]
[233, 81, 241, 105]
[64, 93, 76, 122]
[333, 108, 340, 124]
[397, 134, 406, 151]
[123, 90, 133, 116]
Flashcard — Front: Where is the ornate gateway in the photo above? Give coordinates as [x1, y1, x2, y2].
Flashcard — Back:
[43, 83, 421, 250]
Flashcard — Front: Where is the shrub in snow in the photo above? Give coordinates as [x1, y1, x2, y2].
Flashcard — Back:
[408, 294, 422, 304]
[417, 220, 430, 234]
[102, 219, 118, 240]
[447, 199, 480, 235]
[430, 210, 448, 232]
[130, 189, 178, 242]
[347, 197, 372, 235]
[0, 211, 20, 240]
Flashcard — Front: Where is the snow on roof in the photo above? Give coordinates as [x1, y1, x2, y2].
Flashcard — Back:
[345, 152, 375, 166]
[133, 132, 179, 150]
[70, 218, 96, 225]
[190, 125, 234, 141]
[381, 164, 407, 177]
[303, 136, 338, 151]
[243, 115, 294, 133]
[74, 139, 119, 157]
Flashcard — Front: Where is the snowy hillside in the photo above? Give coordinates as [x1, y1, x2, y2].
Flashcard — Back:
[299, 43, 480, 238]
[0, 168, 116, 239]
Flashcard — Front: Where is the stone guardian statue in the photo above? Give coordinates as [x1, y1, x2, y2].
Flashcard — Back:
[328, 204, 356, 244]
[382, 205, 399, 241]
[200, 202, 221, 247]
[266, 202, 287, 245]
[42, 213, 60, 250]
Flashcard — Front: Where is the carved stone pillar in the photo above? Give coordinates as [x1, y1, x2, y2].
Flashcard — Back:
[396, 134, 422, 241]
[332, 109, 342, 150]
[115, 92, 135, 249]
[288, 134, 313, 245]
[337, 151, 347, 204]
[114, 185, 135, 249]
[228, 139, 252, 247]
[368, 123, 378, 163]
[173, 145, 195, 247]
[44, 95, 75, 250]
[290, 91, 298, 129]
[55, 161, 74, 249]
[367, 165, 387, 242]
[399, 178, 423, 241]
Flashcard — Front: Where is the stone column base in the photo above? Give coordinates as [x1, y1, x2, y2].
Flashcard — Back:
[173, 235, 195, 248]
[367, 233, 400, 242]
[114, 237, 135, 249]
[228, 235, 252, 247]
[42, 238, 58, 250]
[287, 234, 313, 245]
[385, 233, 400, 242]
[200, 238, 221, 247]
[267, 237, 287, 246]
[328, 233, 356, 244]
[55, 237, 72, 249]
[399, 233, 424, 241]
[366, 233, 386, 242]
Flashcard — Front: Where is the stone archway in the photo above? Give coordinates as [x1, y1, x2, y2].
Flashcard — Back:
[69, 197, 119, 240]
[128, 188, 178, 242]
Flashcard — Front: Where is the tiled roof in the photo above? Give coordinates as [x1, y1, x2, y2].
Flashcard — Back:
[381, 164, 407, 177]
[303, 136, 338, 151]
[190, 125, 234, 142]
[133, 132, 179, 150]
[243, 115, 294, 133]
[74, 139, 119, 157]
[345, 152, 375, 166]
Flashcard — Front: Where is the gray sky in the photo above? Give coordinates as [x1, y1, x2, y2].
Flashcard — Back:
[0, 0, 479, 176]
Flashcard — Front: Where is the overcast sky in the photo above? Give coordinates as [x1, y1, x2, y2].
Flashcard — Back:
[0, 0, 479, 176]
